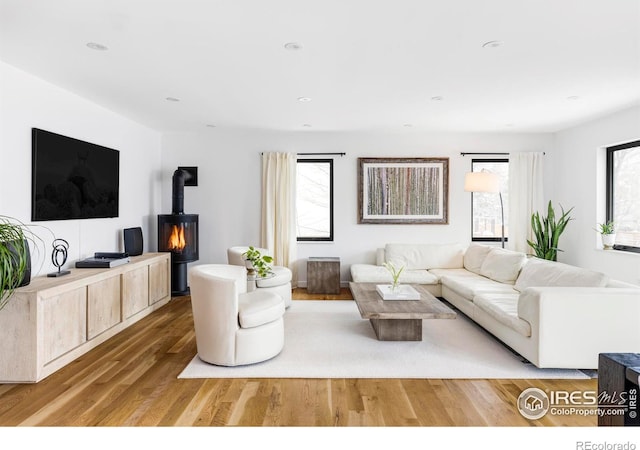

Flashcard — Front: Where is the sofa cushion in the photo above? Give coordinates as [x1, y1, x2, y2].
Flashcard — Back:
[514, 258, 609, 291]
[376, 248, 386, 266]
[428, 268, 478, 282]
[350, 264, 439, 284]
[384, 243, 464, 270]
[441, 274, 520, 300]
[238, 290, 285, 329]
[474, 293, 532, 337]
[479, 248, 527, 284]
[606, 279, 640, 289]
[463, 244, 493, 274]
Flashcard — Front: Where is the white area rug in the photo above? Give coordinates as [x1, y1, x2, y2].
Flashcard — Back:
[179, 300, 590, 379]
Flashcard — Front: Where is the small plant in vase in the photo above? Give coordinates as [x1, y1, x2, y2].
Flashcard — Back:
[242, 246, 274, 278]
[383, 261, 404, 291]
[595, 221, 616, 250]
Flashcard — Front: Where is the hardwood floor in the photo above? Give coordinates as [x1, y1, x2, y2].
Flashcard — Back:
[0, 290, 598, 427]
[293, 286, 354, 300]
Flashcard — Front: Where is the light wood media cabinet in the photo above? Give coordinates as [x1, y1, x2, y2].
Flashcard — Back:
[0, 253, 171, 383]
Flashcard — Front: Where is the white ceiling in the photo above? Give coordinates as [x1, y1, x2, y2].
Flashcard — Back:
[1, 0, 639, 133]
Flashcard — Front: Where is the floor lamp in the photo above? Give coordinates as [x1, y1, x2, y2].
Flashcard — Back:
[464, 170, 505, 248]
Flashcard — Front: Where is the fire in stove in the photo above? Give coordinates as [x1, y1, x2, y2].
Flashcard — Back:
[158, 215, 198, 262]
[168, 225, 186, 252]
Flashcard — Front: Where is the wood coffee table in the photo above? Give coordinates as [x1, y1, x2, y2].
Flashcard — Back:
[349, 282, 456, 341]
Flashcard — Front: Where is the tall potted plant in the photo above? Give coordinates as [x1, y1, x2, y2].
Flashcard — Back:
[527, 201, 574, 261]
[0, 216, 33, 311]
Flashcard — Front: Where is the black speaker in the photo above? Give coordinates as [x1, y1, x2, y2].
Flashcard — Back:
[123, 227, 143, 256]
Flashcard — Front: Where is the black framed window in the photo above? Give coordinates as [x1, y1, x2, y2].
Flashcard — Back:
[296, 159, 334, 241]
[606, 140, 640, 253]
[471, 159, 509, 243]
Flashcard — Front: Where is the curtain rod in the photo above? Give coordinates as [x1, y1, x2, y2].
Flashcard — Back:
[460, 152, 545, 156]
[298, 152, 346, 156]
[460, 152, 509, 156]
[261, 152, 346, 156]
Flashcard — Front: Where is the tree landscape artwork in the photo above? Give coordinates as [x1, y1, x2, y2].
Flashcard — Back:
[358, 157, 449, 224]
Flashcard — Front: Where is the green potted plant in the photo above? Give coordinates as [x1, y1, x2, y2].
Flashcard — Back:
[527, 201, 574, 261]
[0, 216, 34, 311]
[242, 246, 274, 278]
[595, 221, 616, 249]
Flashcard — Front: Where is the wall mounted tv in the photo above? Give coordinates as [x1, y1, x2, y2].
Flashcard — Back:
[31, 128, 120, 221]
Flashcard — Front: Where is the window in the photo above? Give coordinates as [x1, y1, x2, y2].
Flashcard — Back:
[606, 140, 640, 253]
[296, 159, 333, 241]
[471, 159, 509, 242]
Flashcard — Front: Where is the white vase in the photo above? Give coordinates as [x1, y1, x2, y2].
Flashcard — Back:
[601, 234, 616, 250]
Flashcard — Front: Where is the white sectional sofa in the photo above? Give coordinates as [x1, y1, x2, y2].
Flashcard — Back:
[350, 243, 640, 369]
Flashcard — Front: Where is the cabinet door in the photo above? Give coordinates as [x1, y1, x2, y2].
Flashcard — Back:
[88, 276, 121, 339]
[42, 287, 87, 363]
[149, 258, 170, 305]
[122, 267, 149, 319]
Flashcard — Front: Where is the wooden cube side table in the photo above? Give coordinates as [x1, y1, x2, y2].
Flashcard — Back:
[307, 257, 340, 294]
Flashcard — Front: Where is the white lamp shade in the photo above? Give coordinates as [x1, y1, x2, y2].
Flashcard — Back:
[464, 171, 500, 193]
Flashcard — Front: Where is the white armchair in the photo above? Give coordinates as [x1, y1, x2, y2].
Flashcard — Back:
[189, 264, 285, 366]
[227, 246, 293, 308]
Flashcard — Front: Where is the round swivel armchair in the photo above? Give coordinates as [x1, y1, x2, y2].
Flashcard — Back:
[189, 264, 285, 366]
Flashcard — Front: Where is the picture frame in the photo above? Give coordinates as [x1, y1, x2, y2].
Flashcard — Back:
[358, 157, 449, 224]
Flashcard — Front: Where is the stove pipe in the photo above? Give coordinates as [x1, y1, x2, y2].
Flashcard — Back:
[172, 168, 193, 214]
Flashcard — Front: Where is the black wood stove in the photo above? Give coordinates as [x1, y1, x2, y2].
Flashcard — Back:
[158, 168, 199, 295]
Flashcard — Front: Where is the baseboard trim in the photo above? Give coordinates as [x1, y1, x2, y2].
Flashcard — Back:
[297, 281, 350, 288]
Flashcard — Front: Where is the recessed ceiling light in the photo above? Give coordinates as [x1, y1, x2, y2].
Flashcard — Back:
[297, 97, 312, 102]
[567, 96, 580, 101]
[302, 124, 312, 128]
[403, 124, 413, 128]
[505, 123, 514, 127]
[86, 42, 108, 51]
[284, 42, 303, 51]
[206, 124, 216, 128]
[165, 97, 180, 102]
[482, 40, 503, 48]
[431, 96, 444, 101]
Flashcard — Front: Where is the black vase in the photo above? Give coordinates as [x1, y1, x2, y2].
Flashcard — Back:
[6, 239, 31, 287]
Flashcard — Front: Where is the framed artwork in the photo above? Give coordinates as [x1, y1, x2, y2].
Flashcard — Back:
[358, 157, 449, 224]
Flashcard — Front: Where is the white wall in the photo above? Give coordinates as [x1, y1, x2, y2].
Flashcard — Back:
[0, 61, 163, 275]
[8, 52, 632, 286]
[161, 129, 553, 285]
[551, 105, 640, 284]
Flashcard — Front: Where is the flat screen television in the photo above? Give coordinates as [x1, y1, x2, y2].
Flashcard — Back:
[31, 128, 120, 221]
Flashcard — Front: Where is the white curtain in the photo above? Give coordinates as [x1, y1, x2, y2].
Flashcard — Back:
[508, 152, 544, 253]
[261, 152, 297, 287]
